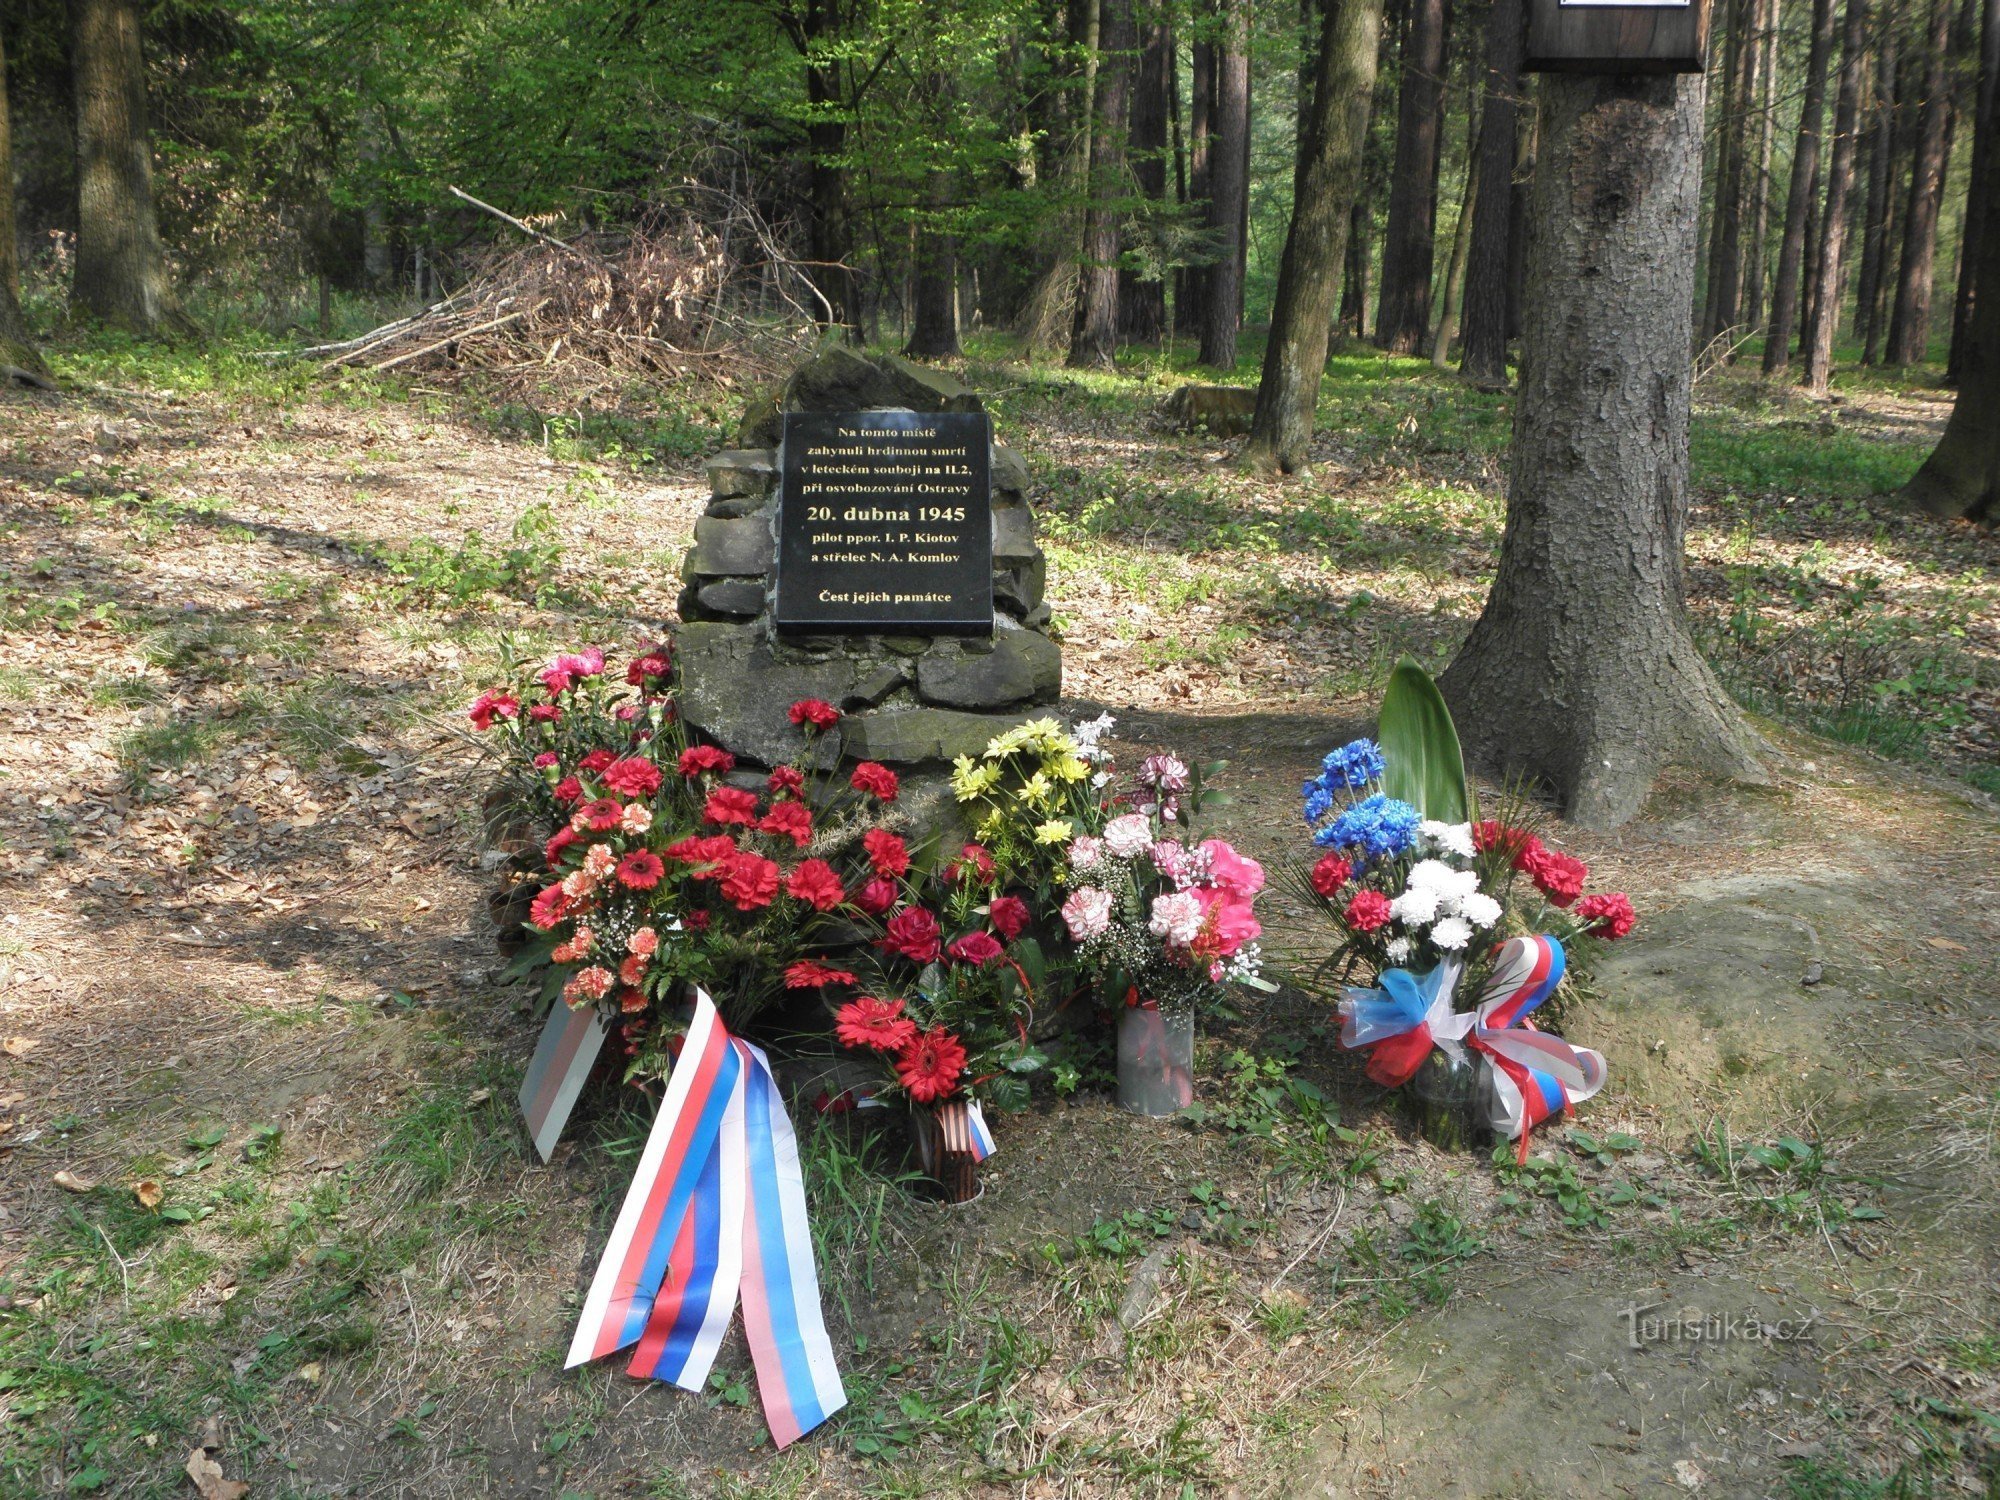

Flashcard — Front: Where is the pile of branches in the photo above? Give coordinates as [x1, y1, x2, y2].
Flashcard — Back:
[296, 188, 823, 401]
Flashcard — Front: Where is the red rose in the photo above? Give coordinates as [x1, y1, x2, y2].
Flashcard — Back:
[1345, 889, 1393, 933]
[787, 959, 858, 989]
[880, 907, 942, 963]
[789, 698, 842, 730]
[1575, 891, 1636, 939]
[602, 757, 663, 799]
[945, 843, 997, 885]
[1522, 847, 1588, 907]
[664, 834, 738, 875]
[947, 931, 1004, 966]
[863, 829, 910, 878]
[703, 786, 760, 827]
[553, 776, 584, 805]
[575, 798, 624, 833]
[678, 745, 736, 778]
[616, 850, 666, 890]
[759, 800, 813, 848]
[896, 1026, 967, 1103]
[785, 858, 845, 912]
[719, 851, 780, 911]
[578, 749, 616, 775]
[850, 762, 899, 801]
[835, 995, 917, 1053]
[1310, 854, 1352, 897]
[988, 894, 1030, 940]
[855, 877, 899, 915]
[767, 765, 805, 797]
[468, 690, 519, 730]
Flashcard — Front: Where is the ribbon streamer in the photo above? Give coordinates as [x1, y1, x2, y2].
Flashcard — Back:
[567, 991, 847, 1448]
[936, 1097, 997, 1163]
[519, 1001, 609, 1163]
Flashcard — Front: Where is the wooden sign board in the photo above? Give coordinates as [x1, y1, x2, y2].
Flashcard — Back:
[1523, 0, 1711, 73]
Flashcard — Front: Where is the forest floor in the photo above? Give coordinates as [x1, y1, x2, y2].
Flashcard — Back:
[0, 333, 1996, 1500]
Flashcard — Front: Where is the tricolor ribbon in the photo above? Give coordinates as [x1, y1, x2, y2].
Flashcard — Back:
[566, 990, 846, 1448]
[519, 1001, 609, 1162]
[937, 1096, 997, 1163]
[1337, 936, 1605, 1157]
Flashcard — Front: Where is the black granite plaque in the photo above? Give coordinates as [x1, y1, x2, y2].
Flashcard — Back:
[774, 410, 994, 635]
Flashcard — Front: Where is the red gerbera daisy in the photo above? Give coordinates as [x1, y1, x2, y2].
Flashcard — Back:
[863, 828, 910, 878]
[759, 800, 813, 848]
[785, 858, 845, 912]
[896, 1026, 967, 1103]
[528, 883, 572, 930]
[835, 995, 917, 1053]
[616, 849, 666, 890]
[575, 798, 624, 833]
[703, 786, 761, 826]
[787, 958, 859, 989]
[849, 761, 899, 801]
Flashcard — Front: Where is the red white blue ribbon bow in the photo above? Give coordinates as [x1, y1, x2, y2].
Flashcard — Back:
[566, 990, 846, 1448]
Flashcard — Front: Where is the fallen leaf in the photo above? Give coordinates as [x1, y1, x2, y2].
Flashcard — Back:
[184, 1446, 250, 1500]
[134, 1180, 164, 1211]
[1926, 937, 1968, 952]
[466, 1089, 491, 1107]
[295, 1362, 321, 1386]
[1, 1038, 38, 1058]
[54, 1169, 94, 1193]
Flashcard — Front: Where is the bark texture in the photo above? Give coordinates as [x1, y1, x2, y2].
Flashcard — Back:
[1855, 23, 1901, 362]
[1947, 0, 1998, 379]
[1200, 0, 1250, 368]
[1071, 0, 1135, 369]
[906, 169, 961, 358]
[70, 0, 183, 335]
[1375, 0, 1448, 353]
[1764, 0, 1836, 372]
[1460, 0, 1522, 386]
[1441, 72, 1767, 829]
[1431, 148, 1476, 367]
[1701, 0, 1753, 342]
[1119, 17, 1172, 342]
[0, 24, 49, 383]
[1802, 0, 1871, 393]
[1886, 0, 1956, 364]
[1243, 0, 1385, 472]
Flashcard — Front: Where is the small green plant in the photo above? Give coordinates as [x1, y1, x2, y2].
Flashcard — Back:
[373, 503, 568, 606]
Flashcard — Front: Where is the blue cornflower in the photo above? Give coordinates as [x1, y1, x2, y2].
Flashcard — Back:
[1320, 793, 1421, 864]
[1319, 739, 1386, 791]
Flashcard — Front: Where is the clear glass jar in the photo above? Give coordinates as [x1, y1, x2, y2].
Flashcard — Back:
[1117, 1001, 1195, 1117]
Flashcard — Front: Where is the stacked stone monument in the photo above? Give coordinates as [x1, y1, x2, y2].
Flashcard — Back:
[675, 348, 1060, 772]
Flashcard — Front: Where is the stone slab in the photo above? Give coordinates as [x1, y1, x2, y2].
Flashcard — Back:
[687, 514, 775, 579]
[915, 627, 1060, 710]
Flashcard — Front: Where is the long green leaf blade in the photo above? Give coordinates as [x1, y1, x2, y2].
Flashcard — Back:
[1376, 658, 1471, 823]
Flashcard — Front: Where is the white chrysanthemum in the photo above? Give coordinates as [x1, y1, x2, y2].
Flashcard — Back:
[1384, 936, 1413, 963]
[1459, 891, 1503, 929]
[1430, 916, 1473, 950]
[1420, 820, 1477, 859]
[1390, 887, 1440, 925]
[1407, 858, 1459, 892]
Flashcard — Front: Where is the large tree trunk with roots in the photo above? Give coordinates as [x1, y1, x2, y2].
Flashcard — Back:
[70, 0, 185, 336]
[1898, 59, 2000, 517]
[0, 26, 49, 384]
[1802, 0, 1870, 394]
[1242, 0, 1384, 473]
[1459, 0, 1522, 387]
[1441, 73, 1768, 829]
[1764, 0, 1836, 373]
[1374, 0, 1448, 353]
[1070, 0, 1135, 369]
[1199, 0, 1249, 368]
[1885, 0, 1956, 365]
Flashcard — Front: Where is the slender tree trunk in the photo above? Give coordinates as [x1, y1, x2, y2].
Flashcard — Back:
[1899, 95, 1999, 515]
[1742, 0, 1781, 338]
[70, 0, 184, 335]
[1340, 198, 1371, 333]
[1441, 72, 1767, 829]
[1121, 16, 1171, 341]
[1243, 0, 1386, 472]
[1, 27, 48, 383]
[1857, 20, 1901, 360]
[906, 168, 961, 358]
[1803, 0, 1872, 392]
[1071, 0, 1135, 368]
[1460, 0, 1522, 385]
[1701, 0, 1753, 342]
[1947, 0, 1997, 379]
[1886, 0, 1955, 363]
[1375, 0, 1449, 351]
[1181, 27, 1215, 330]
[1765, 0, 1839, 371]
[1200, 0, 1250, 368]
[1432, 149, 1477, 366]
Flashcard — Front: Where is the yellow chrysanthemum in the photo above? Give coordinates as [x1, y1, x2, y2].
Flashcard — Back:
[1020, 770, 1053, 806]
[1052, 754, 1092, 782]
[1033, 818, 1073, 845]
[986, 724, 1033, 757]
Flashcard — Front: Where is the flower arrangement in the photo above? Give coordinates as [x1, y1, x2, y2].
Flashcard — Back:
[948, 714, 1111, 904]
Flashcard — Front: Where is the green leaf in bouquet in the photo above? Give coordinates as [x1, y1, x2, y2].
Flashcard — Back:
[498, 933, 557, 987]
[983, 1074, 1032, 1113]
[1376, 657, 1472, 824]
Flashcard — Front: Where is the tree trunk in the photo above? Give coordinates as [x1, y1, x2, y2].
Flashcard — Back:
[1947, 0, 1998, 380]
[1856, 20, 1902, 362]
[1200, 0, 1250, 368]
[1121, 17, 1171, 341]
[1898, 97, 1999, 516]
[1432, 149, 1477, 366]
[0, 26, 48, 383]
[1701, 0, 1753, 342]
[1340, 198, 1371, 333]
[1071, 0, 1135, 369]
[69, 0, 183, 335]
[1375, 0, 1449, 352]
[1803, 0, 1872, 392]
[906, 168, 961, 358]
[1460, 0, 1522, 386]
[1441, 73, 1767, 829]
[1742, 0, 1780, 339]
[1765, 0, 1838, 372]
[1181, 27, 1215, 330]
[1885, 0, 1955, 364]
[1506, 85, 1536, 337]
[1243, 0, 1386, 472]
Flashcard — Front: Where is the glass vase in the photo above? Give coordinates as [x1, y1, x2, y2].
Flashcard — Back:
[1402, 1047, 1482, 1152]
[1117, 1000, 1195, 1117]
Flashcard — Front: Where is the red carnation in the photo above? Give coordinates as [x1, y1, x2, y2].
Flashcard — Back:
[528, 702, 562, 724]
[528, 883, 572, 930]
[1474, 820, 1545, 866]
[468, 690, 519, 730]
[945, 843, 997, 885]
[533, 752, 560, 770]
[553, 776, 584, 805]
[664, 833, 738, 874]
[759, 800, 813, 848]
[789, 698, 841, 731]
[1575, 891, 1636, 939]
[619, 954, 647, 987]
[855, 877, 899, 915]
[1522, 847, 1589, 908]
[616, 849, 666, 890]
[1309, 854, 1352, 897]
[703, 786, 761, 827]
[947, 931, 1004, 967]
[617, 986, 648, 1014]
[850, 762, 899, 802]
[678, 745, 736, 778]
[880, 907, 942, 964]
[602, 757, 663, 799]
[896, 1026, 968, 1104]
[545, 826, 581, 869]
[576, 798, 624, 833]
[767, 765, 805, 797]
[1345, 889, 1393, 933]
[988, 894, 1030, 941]
[719, 851, 780, 911]
[863, 829, 911, 878]
[786, 858, 846, 912]
[687, 909, 712, 930]
[835, 996, 917, 1053]
[578, 749, 616, 775]
[626, 647, 671, 685]
[787, 959, 858, 989]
